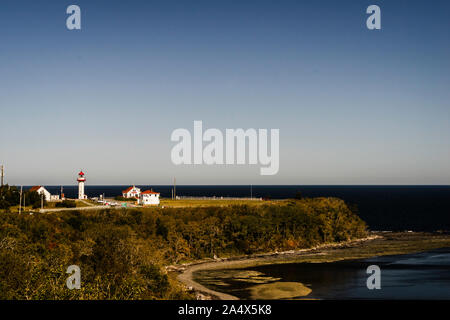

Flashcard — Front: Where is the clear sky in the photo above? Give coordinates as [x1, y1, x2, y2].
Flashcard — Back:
[1, 0, 449, 185]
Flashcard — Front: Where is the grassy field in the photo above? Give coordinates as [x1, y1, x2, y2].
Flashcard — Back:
[44, 200, 94, 209]
[2, 199, 97, 212]
[3, 205, 34, 213]
[2, 198, 276, 213]
[159, 198, 281, 208]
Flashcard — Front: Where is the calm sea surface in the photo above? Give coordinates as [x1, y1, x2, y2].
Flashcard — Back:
[32, 185, 450, 231]
[194, 248, 450, 300]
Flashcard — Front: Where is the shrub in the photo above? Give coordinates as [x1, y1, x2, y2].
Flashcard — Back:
[55, 200, 76, 208]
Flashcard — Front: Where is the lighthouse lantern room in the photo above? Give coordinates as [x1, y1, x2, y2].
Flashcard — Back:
[77, 170, 87, 199]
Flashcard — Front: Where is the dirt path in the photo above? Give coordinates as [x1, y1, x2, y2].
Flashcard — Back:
[79, 199, 95, 207]
[39, 205, 123, 213]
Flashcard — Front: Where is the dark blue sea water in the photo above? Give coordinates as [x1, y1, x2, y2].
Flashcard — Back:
[28, 185, 450, 232]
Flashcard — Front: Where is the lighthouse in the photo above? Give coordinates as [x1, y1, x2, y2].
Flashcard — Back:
[77, 170, 87, 199]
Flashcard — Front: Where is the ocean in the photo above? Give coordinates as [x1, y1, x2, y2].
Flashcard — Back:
[32, 185, 450, 232]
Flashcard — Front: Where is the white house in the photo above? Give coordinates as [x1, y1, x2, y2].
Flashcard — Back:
[30, 186, 51, 201]
[122, 185, 141, 198]
[139, 190, 160, 206]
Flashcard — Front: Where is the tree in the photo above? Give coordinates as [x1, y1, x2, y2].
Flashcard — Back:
[25, 190, 44, 209]
[0, 185, 20, 209]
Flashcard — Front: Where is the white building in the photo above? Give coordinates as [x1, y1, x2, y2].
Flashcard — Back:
[122, 185, 141, 198]
[139, 190, 160, 206]
[50, 194, 60, 201]
[30, 186, 51, 201]
[77, 170, 87, 199]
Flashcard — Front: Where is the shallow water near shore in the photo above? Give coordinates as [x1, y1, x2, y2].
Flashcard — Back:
[193, 247, 450, 299]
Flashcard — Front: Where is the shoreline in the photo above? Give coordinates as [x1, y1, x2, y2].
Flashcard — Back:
[173, 235, 381, 300]
[171, 232, 450, 300]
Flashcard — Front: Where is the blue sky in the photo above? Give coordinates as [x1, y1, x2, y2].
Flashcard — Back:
[0, 0, 449, 185]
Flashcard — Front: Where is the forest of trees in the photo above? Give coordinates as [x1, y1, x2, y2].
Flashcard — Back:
[0, 198, 367, 299]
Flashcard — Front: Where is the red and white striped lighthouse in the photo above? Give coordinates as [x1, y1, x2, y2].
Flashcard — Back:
[77, 170, 87, 199]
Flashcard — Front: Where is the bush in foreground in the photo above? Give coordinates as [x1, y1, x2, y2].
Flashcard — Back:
[55, 200, 76, 208]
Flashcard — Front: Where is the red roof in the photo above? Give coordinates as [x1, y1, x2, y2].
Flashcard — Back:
[122, 186, 136, 194]
[78, 170, 85, 176]
[142, 190, 160, 195]
[30, 186, 42, 192]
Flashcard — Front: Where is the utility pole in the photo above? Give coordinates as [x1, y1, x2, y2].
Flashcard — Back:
[174, 177, 176, 200]
[1, 165, 4, 187]
[41, 193, 44, 210]
[19, 186, 22, 214]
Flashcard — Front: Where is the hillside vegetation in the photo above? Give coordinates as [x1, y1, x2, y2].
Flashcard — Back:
[0, 198, 367, 299]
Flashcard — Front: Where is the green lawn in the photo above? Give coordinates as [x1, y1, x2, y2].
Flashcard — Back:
[159, 198, 280, 208]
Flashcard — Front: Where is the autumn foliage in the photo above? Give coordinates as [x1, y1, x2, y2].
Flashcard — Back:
[0, 198, 367, 299]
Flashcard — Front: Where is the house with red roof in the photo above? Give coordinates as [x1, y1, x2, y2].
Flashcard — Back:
[29, 186, 52, 201]
[139, 189, 160, 206]
[122, 185, 141, 199]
